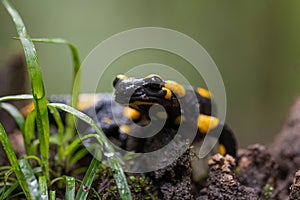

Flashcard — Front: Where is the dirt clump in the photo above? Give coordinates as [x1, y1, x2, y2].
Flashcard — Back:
[147, 134, 194, 200]
[290, 170, 300, 200]
[197, 154, 258, 200]
[237, 144, 278, 198]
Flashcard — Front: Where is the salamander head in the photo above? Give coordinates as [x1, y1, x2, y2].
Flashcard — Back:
[113, 74, 173, 108]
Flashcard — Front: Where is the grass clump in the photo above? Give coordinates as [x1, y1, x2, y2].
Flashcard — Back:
[0, 0, 132, 199]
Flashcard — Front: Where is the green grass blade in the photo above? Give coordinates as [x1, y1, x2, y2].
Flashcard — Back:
[0, 181, 19, 200]
[28, 38, 80, 103]
[19, 158, 41, 200]
[0, 94, 34, 137]
[49, 191, 56, 200]
[65, 176, 75, 200]
[50, 177, 64, 186]
[22, 38, 80, 73]
[64, 138, 82, 157]
[64, 134, 100, 157]
[64, 134, 101, 173]
[75, 158, 100, 200]
[107, 156, 132, 199]
[0, 94, 33, 102]
[47, 106, 64, 167]
[24, 110, 36, 156]
[0, 103, 25, 133]
[29, 37, 81, 140]
[6, 192, 24, 199]
[2, 0, 50, 181]
[48, 103, 110, 151]
[69, 148, 89, 167]
[0, 124, 31, 199]
[38, 176, 48, 200]
[48, 103, 132, 200]
[27, 38, 82, 173]
[71, 167, 88, 175]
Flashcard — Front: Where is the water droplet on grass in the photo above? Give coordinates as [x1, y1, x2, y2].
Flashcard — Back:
[104, 152, 114, 157]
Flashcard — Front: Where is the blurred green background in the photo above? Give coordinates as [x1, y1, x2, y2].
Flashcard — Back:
[1, 1, 299, 147]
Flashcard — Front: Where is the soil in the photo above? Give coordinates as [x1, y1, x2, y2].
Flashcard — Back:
[1, 56, 300, 199]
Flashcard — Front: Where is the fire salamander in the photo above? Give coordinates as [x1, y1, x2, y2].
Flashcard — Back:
[20, 74, 237, 158]
[112, 74, 237, 158]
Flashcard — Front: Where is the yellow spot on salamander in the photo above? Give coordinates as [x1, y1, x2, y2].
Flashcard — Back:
[197, 88, 211, 99]
[165, 80, 186, 98]
[197, 114, 219, 134]
[104, 117, 112, 124]
[77, 94, 100, 110]
[116, 74, 128, 80]
[174, 115, 185, 125]
[218, 144, 226, 156]
[156, 111, 168, 119]
[20, 102, 35, 116]
[129, 101, 157, 109]
[113, 74, 128, 87]
[162, 87, 172, 100]
[119, 125, 131, 135]
[123, 107, 141, 120]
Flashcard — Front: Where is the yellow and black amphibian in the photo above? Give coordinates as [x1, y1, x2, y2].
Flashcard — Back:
[20, 74, 236, 157]
[113, 74, 237, 158]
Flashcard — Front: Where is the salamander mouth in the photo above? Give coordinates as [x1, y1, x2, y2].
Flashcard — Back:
[114, 88, 166, 106]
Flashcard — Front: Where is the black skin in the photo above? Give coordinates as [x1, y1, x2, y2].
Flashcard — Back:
[113, 75, 237, 158]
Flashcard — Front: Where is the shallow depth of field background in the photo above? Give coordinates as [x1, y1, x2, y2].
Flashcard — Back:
[0, 1, 299, 147]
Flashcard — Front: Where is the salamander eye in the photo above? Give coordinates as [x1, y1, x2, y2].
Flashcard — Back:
[145, 74, 163, 80]
[144, 74, 164, 85]
[113, 74, 128, 88]
[145, 83, 161, 91]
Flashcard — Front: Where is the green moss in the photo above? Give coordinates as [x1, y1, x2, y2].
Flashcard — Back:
[89, 165, 157, 199]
